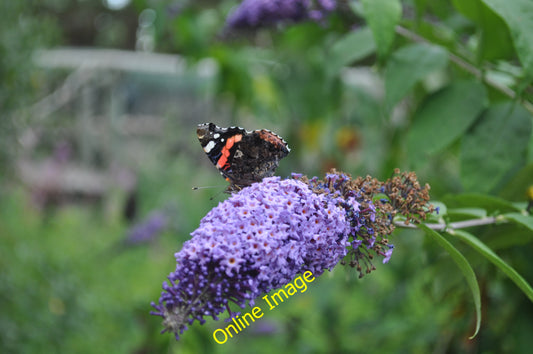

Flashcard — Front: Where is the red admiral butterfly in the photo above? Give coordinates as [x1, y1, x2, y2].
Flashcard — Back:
[197, 123, 290, 192]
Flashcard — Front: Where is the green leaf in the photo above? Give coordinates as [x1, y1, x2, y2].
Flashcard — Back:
[442, 193, 522, 214]
[407, 80, 487, 161]
[450, 229, 533, 303]
[482, 0, 533, 76]
[484, 224, 533, 249]
[413, 0, 428, 18]
[451, 0, 514, 61]
[361, 0, 402, 58]
[385, 43, 449, 107]
[418, 224, 481, 339]
[499, 164, 533, 201]
[328, 27, 376, 76]
[461, 102, 532, 193]
[505, 212, 533, 232]
[447, 208, 488, 219]
[451, 0, 483, 23]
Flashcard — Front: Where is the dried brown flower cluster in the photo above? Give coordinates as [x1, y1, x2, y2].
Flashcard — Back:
[380, 168, 434, 224]
[295, 168, 433, 277]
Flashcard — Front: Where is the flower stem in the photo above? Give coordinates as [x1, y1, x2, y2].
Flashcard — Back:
[395, 216, 500, 231]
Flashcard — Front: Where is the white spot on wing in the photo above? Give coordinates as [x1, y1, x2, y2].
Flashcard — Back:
[213, 133, 220, 139]
[203, 140, 216, 153]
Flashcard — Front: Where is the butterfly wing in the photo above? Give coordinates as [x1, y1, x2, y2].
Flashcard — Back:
[197, 123, 290, 190]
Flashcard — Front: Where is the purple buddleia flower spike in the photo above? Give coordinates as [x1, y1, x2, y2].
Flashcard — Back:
[125, 211, 168, 245]
[151, 177, 352, 338]
[226, 0, 337, 29]
[151, 169, 433, 340]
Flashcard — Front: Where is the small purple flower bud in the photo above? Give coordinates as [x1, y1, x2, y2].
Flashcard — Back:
[317, 0, 336, 11]
[382, 244, 394, 264]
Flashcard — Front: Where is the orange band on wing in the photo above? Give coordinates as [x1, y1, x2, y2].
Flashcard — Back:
[216, 134, 242, 169]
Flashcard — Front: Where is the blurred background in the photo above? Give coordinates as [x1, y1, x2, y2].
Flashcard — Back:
[1, 0, 532, 353]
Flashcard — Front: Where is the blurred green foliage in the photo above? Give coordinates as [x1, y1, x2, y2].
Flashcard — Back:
[0, 1, 60, 174]
[1, 0, 533, 353]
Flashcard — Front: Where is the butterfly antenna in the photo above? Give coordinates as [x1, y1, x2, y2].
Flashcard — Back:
[191, 185, 227, 200]
[191, 185, 224, 190]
